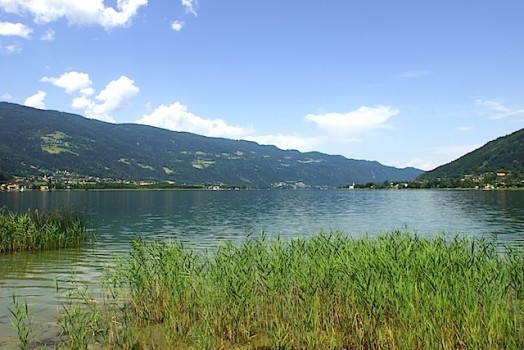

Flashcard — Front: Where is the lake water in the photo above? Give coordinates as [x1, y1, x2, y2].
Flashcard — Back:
[1, 189, 524, 347]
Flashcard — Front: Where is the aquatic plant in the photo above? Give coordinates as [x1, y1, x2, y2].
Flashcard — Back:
[55, 231, 524, 349]
[9, 295, 34, 350]
[0, 208, 88, 253]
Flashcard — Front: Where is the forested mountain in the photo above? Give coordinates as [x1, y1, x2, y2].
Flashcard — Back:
[418, 128, 524, 181]
[0, 102, 422, 187]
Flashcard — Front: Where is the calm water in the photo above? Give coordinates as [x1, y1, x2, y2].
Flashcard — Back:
[1, 189, 524, 347]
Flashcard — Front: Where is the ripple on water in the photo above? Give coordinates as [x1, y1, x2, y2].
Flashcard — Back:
[1, 189, 523, 348]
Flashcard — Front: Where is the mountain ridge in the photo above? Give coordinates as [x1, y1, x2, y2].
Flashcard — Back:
[0, 102, 423, 187]
[417, 128, 524, 181]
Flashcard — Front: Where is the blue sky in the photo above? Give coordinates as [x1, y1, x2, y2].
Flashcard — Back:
[1, 0, 523, 171]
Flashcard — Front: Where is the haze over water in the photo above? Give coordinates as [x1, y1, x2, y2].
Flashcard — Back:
[1, 189, 524, 347]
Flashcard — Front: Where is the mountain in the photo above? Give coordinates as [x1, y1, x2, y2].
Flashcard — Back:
[0, 102, 422, 187]
[417, 128, 524, 180]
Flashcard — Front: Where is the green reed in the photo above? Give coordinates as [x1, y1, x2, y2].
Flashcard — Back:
[0, 208, 88, 253]
[9, 295, 34, 350]
[56, 231, 524, 349]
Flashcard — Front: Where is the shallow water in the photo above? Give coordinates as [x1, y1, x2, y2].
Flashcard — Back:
[1, 189, 523, 347]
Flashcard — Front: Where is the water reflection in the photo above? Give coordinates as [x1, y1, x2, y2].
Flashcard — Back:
[0, 189, 523, 347]
[2, 189, 524, 247]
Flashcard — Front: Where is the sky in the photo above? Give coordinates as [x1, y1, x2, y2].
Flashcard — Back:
[1, 0, 523, 171]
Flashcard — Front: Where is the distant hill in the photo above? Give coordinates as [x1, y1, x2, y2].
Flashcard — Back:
[418, 128, 524, 181]
[0, 102, 422, 187]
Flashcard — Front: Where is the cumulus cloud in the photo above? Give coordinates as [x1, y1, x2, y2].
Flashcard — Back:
[80, 87, 95, 96]
[0, 0, 148, 29]
[0, 21, 33, 38]
[92, 75, 139, 116]
[42, 72, 139, 122]
[24, 90, 46, 109]
[41, 71, 92, 94]
[476, 99, 524, 120]
[305, 105, 398, 137]
[181, 0, 198, 16]
[388, 158, 436, 171]
[404, 159, 436, 171]
[171, 20, 184, 31]
[71, 95, 93, 110]
[1, 92, 13, 100]
[137, 102, 251, 138]
[170, 1, 196, 31]
[72, 75, 139, 122]
[245, 133, 320, 152]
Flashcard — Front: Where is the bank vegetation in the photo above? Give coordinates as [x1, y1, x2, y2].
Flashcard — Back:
[41, 231, 524, 349]
[0, 209, 87, 253]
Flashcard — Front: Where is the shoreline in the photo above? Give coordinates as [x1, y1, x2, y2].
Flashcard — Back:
[7, 231, 524, 349]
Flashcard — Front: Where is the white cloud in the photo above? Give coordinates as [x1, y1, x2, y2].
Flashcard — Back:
[245, 133, 320, 152]
[455, 126, 474, 132]
[1, 92, 13, 100]
[137, 102, 251, 138]
[181, 0, 198, 16]
[79, 75, 140, 122]
[2, 43, 21, 54]
[40, 71, 139, 122]
[94, 76, 139, 110]
[0, 0, 148, 29]
[389, 159, 436, 171]
[171, 20, 184, 31]
[0, 21, 33, 38]
[71, 95, 94, 110]
[41, 28, 55, 41]
[305, 105, 398, 137]
[24, 90, 46, 109]
[476, 99, 524, 120]
[406, 159, 436, 171]
[80, 87, 95, 96]
[41, 71, 92, 94]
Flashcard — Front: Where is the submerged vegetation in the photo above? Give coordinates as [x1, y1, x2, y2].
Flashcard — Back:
[0, 208, 88, 253]
[38, 231, 524, 349]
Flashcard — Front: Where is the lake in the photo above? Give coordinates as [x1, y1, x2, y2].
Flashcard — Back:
[1, 189, 524, 347]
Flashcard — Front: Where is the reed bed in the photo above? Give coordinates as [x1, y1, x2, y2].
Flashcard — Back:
[55, 231, 524, 349]
[0, 208, 87, 252]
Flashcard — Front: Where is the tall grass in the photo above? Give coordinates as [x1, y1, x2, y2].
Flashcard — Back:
[0, 208, 88, 253]
[55, 231, 524, 349]
[9, 295, 34, 350]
